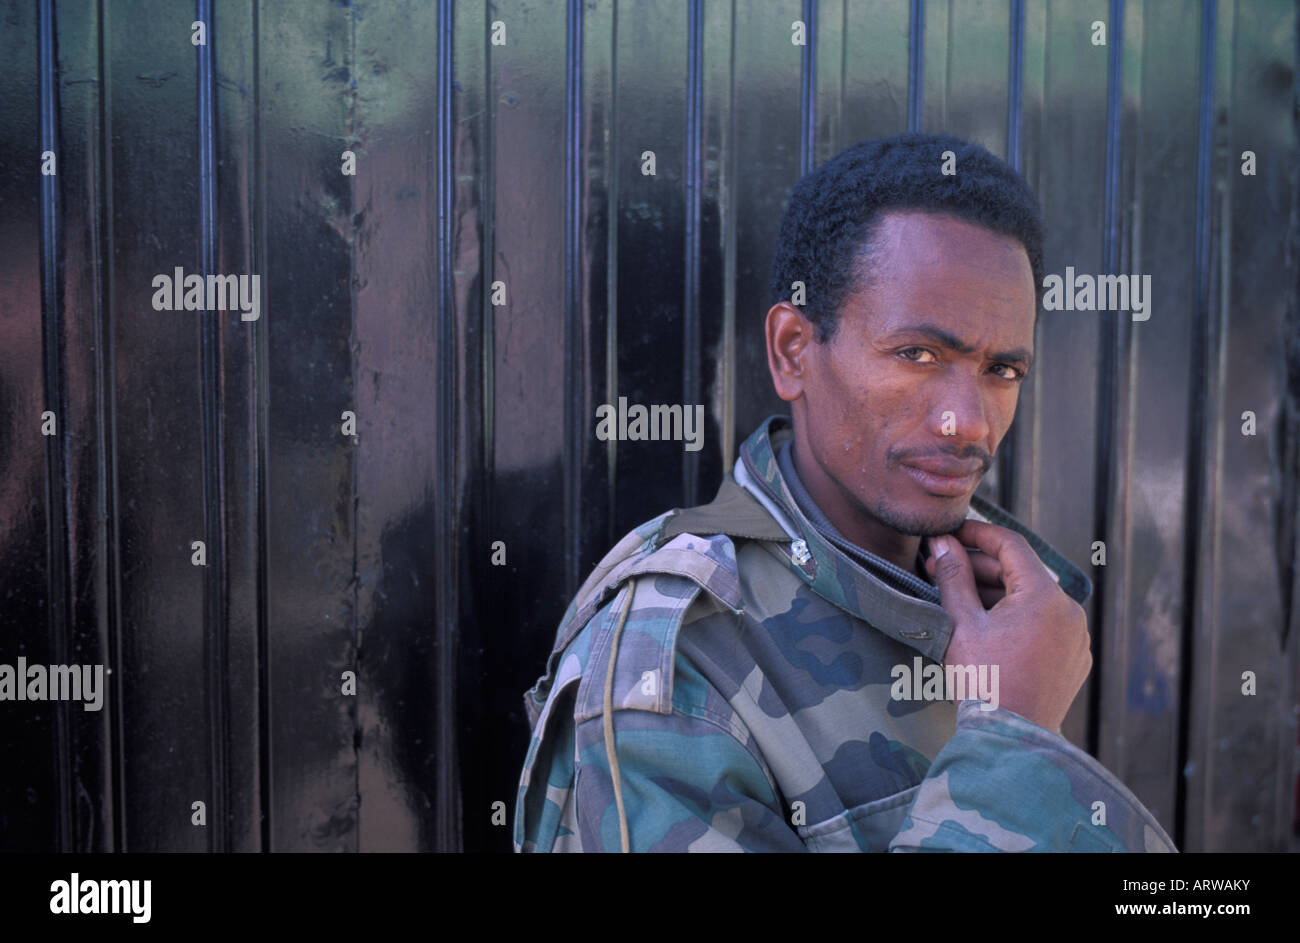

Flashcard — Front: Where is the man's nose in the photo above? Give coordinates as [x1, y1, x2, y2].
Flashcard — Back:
[934, 375, 992, 443]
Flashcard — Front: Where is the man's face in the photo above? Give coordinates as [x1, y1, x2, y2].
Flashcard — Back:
[793, 211, 1036, 538]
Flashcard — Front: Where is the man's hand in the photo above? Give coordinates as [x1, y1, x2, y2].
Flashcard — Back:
[923, 520, 1092, 733]
[962, 543, 1007, 609]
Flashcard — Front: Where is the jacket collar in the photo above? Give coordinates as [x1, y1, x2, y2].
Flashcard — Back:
[726, 415, 1092, 662]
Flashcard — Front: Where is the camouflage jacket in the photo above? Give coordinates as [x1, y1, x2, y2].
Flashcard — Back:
[514, 416, 1177, 853]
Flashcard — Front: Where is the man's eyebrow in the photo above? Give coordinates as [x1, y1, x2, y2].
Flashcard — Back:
[886, 323, 1034, 366]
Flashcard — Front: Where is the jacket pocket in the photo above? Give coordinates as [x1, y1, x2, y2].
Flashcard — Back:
[798, 785, 921, 852]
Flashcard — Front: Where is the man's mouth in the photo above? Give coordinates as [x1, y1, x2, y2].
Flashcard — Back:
[899, 457, 983, 497]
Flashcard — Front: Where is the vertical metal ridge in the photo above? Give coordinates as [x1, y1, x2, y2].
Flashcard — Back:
[943, 0, 954, 129]
[564, 0, 584, 594]
[800, 0, 816, 176]
[38, 0, 74, 855]
[481, 4, 497, 528]
[837, 1, 847, 152]
[1173, 0, 1218, 851]
[1278, 0, 1299, 835]
[251, 0, 272, 853]
[89, 0, 120, 853]
[95, 0, 126, 854]
[434, 0, 461, 851]
[720, 0, 737, 474]
[195, 0, 229, 854]
[1007, 0, 1024, 170]
[344, 0, 361, 853]
[1285, 2, 1300, 650]
[907, 0, 924, 133]
[684, 0, 703, 506]
[1025, 0, 1046, 533]
[605, 5, 619, 547]
[1000, 0, 1025, 513]
[1088, 0, 1124, 762]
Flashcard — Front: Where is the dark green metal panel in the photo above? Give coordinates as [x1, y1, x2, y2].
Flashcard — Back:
[0, 0, 57, 853]
[1182, 0, 1299, 853]
[258, 0, 363, 851]
[0, 0, 1295, 855]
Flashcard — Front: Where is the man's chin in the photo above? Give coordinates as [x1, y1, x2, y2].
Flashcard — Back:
[875, 502, 971, 537]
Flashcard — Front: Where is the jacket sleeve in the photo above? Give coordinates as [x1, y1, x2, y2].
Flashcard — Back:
[888, 699, 1178, 852]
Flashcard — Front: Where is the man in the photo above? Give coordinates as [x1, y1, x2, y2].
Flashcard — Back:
[513, 132, 1177, 853]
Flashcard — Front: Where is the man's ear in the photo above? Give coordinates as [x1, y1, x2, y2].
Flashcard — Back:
[766, 301, 818, 403]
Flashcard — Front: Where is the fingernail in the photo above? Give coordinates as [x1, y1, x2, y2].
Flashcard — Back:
[932, 537, 948, 559]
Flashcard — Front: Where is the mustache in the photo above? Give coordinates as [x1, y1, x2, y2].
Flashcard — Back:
[888, 445, 994, 474]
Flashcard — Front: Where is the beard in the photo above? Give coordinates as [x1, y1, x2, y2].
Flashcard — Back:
[860, 490, 972, 537]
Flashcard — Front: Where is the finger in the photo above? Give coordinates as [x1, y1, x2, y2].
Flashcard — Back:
[934, 543, 1004, 589]
[966, 549, 1003, 586]
[926, 535, 986, 626]
[951, 520, 1053, 596]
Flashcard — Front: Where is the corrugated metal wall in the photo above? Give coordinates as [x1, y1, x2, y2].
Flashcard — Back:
[1, 0, 1296, 854]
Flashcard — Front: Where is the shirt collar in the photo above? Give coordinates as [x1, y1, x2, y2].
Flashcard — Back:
[777, 437, 943, 605]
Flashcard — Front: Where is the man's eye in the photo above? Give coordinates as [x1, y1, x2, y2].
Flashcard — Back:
[899, 347, 936, 363]
[990, 364, 1026, 382]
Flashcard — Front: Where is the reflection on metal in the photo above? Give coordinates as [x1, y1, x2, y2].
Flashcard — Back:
[0, 0, 1295, 853]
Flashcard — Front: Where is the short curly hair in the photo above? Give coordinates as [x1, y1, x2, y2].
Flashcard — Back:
[768, 132, 1044, 342]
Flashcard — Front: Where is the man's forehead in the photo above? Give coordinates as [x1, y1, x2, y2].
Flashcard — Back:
[842, 212, 1037, 345]
[865, 210, 1031, 275]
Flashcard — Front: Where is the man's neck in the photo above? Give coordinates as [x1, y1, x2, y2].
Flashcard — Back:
[789, 437, 925, 578]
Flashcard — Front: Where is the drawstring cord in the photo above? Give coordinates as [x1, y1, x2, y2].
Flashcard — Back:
[602, 580, 637, 853]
